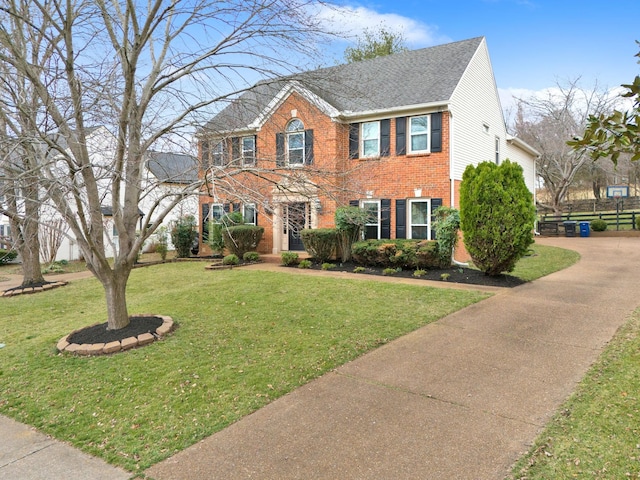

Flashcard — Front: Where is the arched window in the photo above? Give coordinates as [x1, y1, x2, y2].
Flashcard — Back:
[286, 119, 305, 165]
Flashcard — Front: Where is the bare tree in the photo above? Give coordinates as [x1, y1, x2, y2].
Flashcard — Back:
[513, 79, 618, 213]
[0, 0, 331, 330]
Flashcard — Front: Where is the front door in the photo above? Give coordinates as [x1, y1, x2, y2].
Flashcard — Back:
[287, 202, 307, 251]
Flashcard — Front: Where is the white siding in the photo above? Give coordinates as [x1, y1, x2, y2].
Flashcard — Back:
[449, 39, 535, 195]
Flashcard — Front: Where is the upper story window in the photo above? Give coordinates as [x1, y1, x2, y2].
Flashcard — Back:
[409, 116, 429, 153]
[286, 119, 305, 165]
[212, 141, 225, 167]
[362, 121, 380, 157]
[495, 136, 500, 164]
[242, 136, 256, 166]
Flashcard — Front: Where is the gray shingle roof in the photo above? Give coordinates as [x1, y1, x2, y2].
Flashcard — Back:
[145, 151, 198, 184]
[203, 37, 484, 133]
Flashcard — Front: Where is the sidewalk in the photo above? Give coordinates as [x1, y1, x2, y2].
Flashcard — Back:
[2, 236, 639, 479]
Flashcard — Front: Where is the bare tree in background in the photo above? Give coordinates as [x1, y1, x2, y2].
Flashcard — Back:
[513, 79, 618, 213]
[0, 0, 331, 330]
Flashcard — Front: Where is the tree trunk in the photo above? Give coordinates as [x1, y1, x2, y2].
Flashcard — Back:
[19, 212, 45, 288]
[103, 271, 131, 330]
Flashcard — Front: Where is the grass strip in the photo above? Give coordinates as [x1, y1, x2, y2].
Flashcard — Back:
[509, 308, 640, 479]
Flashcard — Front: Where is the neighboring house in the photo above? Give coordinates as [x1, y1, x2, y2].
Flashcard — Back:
[0, 126, 199, 262]
[197, 37, 538, 258]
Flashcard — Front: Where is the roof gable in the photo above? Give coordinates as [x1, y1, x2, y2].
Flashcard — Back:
[203, 37, 484, 133]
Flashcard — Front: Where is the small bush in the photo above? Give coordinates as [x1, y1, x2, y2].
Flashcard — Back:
[636, 216, 640, 230]
[353, 266, 366, 273]
[223, 225, 264, 257]
[382, 267, 398, 276]
[413, 269, 426, 277]
[591, 219, 607, 231]
[0, 249, 18, 265]
[171, 215, 198, 258]
[298, 259, 312, 269]
[222, 254, 239, 266]
[243, 251, 260, 262]
[301, 228, 337, 263]
[281, 252, 299, 266]
[351, 239, 441, 269]
[321, 262, 336, 270]
[440, 273, 451, 281]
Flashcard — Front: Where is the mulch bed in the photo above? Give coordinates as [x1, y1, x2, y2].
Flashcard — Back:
[286, 262, 527, 288]
[68, 316, 164, 344]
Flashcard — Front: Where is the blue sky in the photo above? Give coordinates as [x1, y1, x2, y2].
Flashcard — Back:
[320, 0, 638, 105]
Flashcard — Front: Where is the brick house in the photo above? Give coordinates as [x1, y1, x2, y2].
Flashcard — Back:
[197, 37, 538, 258]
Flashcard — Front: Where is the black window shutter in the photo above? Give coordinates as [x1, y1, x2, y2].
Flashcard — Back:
[349, 200, 359, 207]
[396, 199, 406, 239]
[201, 203, 210, 243]
[349, 124, 359, 159]
[430, 198, 443, 240]
[231, 137, 240, 165]
[304, 129, 314, 165]
[380, 199, 391, 239]
[223, 203, 230, 214]
[396, 117, 406, 156]
[232, 202, 240, 213]
[276, 132, 285, 167]
[380, 119, 391, 157]
[253, 135, 258, 165]
[431, 112, 442, 153]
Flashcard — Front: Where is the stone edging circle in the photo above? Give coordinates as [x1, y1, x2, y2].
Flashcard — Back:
[56, 315, 174, 356]
[2, 281, 68, 297]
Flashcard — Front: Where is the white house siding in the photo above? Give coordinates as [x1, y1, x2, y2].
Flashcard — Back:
[505, 139, 537, 199]
[448, 38, 535, 196]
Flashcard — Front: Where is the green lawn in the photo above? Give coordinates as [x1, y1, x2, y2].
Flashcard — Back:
[0, 263, 489, 472]
[509, 242, 581, 281]
[509, 307, 640, 479]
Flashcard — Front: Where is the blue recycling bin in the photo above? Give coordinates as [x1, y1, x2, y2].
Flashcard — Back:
[579, 221, 590, 237]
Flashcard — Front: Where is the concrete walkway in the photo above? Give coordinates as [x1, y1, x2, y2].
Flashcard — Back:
[1, 236, 639, 479]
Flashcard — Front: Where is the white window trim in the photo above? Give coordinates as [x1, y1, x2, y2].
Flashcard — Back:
[286, 119, 305, 166]
[361, 121, 380, 158]
[243, 203, 257, 225]
[408, 115, 430, 154]
[408, 198, 431, 240]
[360, 199, 381, 239]
[242, 136, 256, 166]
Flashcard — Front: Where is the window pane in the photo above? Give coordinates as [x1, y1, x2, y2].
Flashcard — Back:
[362, 122, 379, 140]
[289, 149, 303, 164]
[288, 132, 303, 149]
[363, 139, 379, 156]
[410, 116, 428, 133]
[244, 204, 256, 225]
[364, 225, 378, 240]
[411, 226, 428, 239]
[411, 134, 428, 152]
[286, 119, 304, 132]
[363, 202, 379, 218]
[411, 202, 429, 224]
[211, 205, 224, 220]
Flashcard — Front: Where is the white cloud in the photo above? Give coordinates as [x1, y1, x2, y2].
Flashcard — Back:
[313, 3, 450, 47]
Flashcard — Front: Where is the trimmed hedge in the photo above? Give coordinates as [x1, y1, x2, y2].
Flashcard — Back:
[0, 249, 18, 265]
[301, 228, 337, 263]
[223, 225, 264, 257]
[351, 239, 442, 269]
[591, 219, 607, 231]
